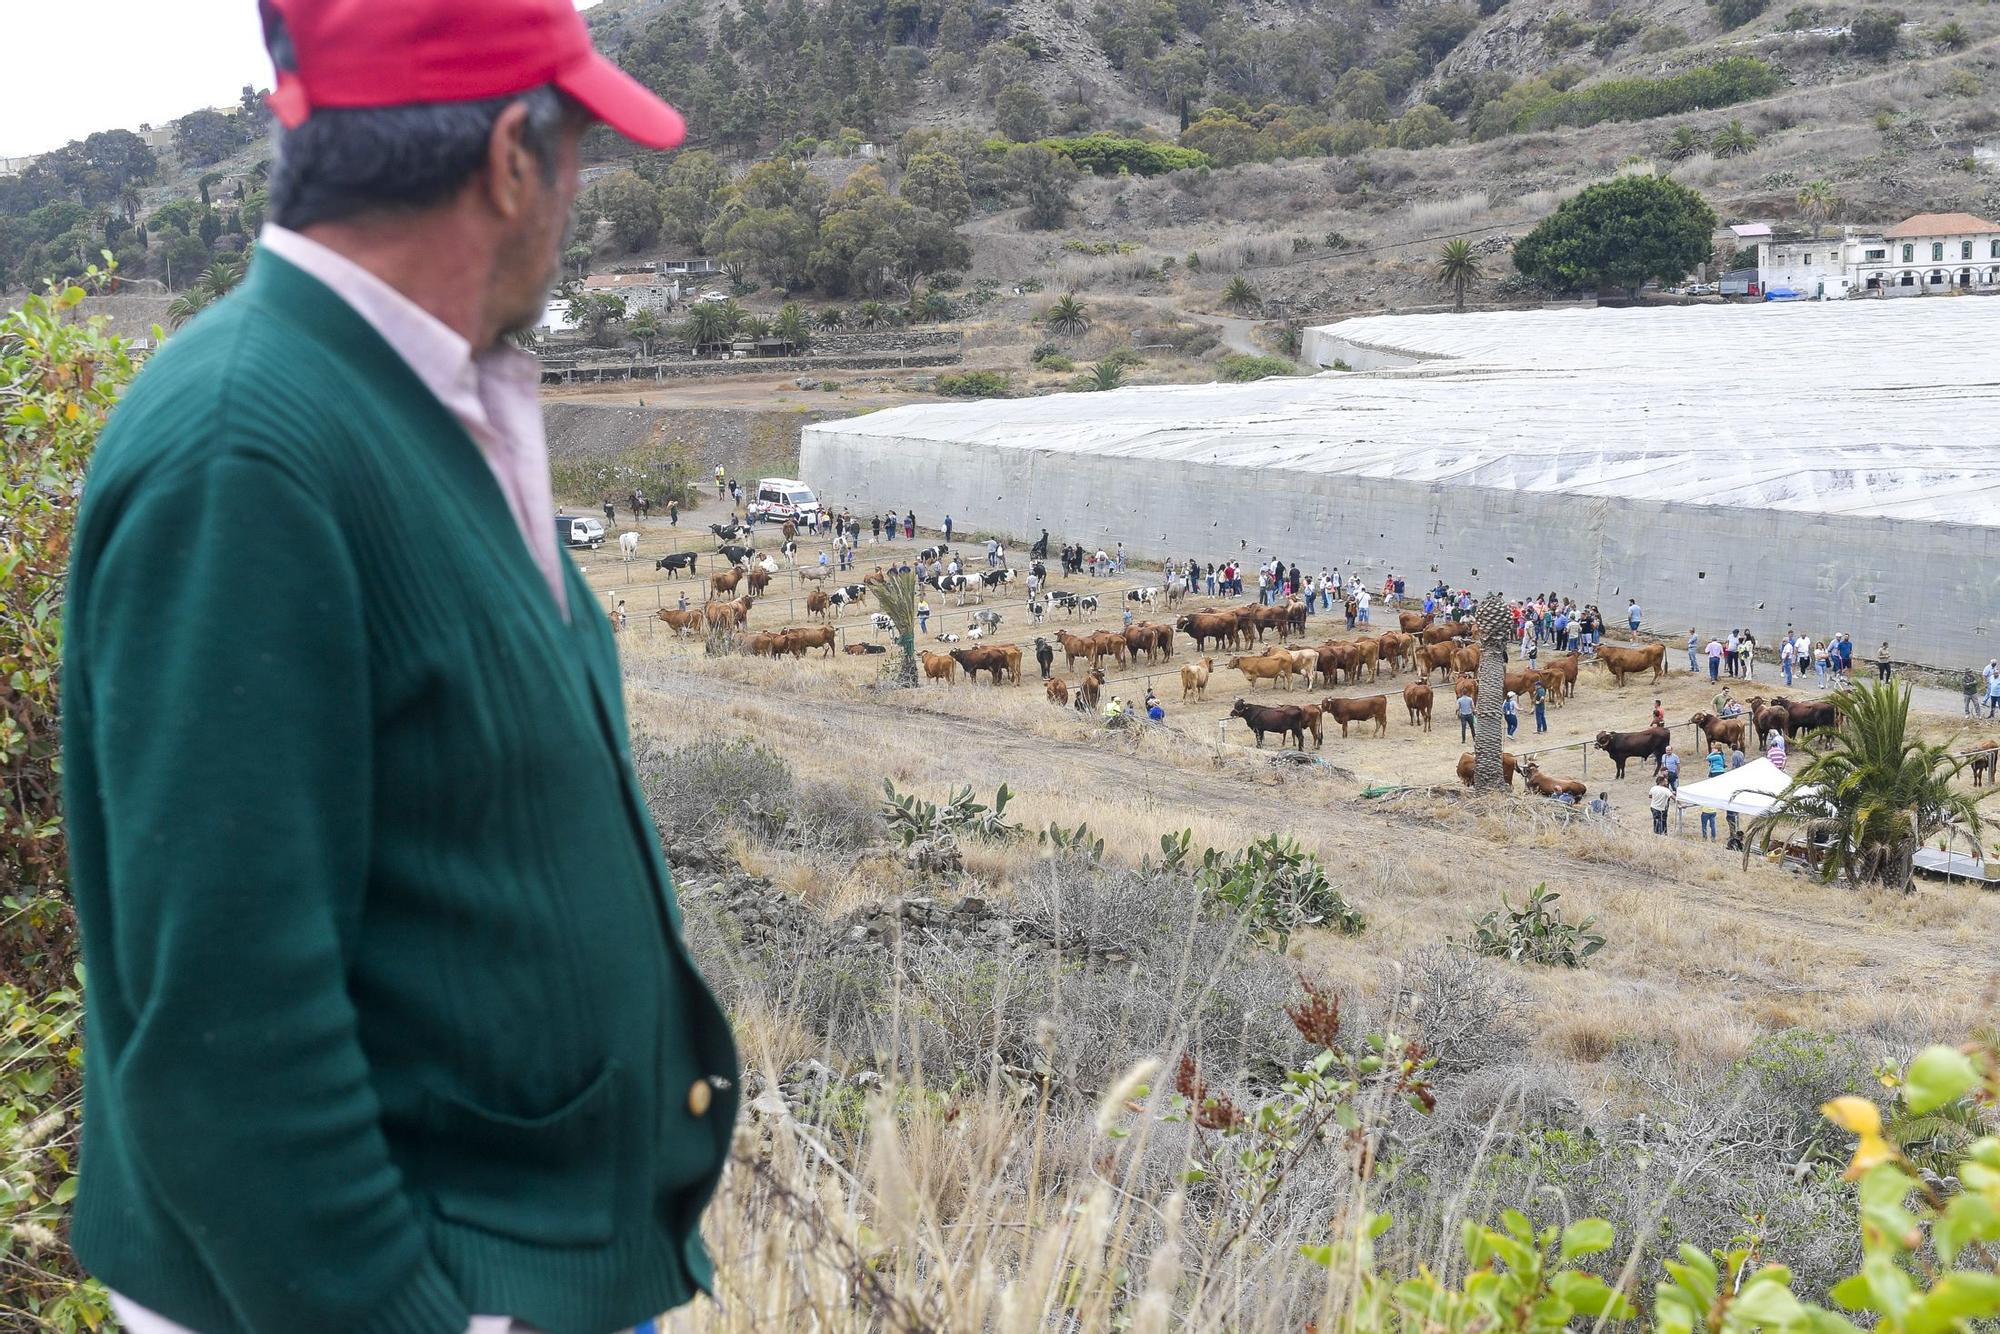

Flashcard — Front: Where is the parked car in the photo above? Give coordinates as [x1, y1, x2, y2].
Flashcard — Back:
[556, 514, 606, 548]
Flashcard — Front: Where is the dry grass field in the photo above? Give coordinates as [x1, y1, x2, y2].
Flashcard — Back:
[570, 514, 2000, 1329]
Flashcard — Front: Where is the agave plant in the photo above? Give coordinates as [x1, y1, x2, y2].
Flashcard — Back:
[1075, 360, 1126, 392]
[1044, 292, 1088, 338]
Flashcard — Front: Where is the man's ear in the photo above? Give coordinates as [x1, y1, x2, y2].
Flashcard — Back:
[482, 101, 535, 220]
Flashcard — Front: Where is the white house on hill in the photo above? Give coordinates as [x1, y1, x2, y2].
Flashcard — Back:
[1752, 212, 2000, 297]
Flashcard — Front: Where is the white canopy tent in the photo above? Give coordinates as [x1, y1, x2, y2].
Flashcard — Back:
[1673, 757, 1800, 817]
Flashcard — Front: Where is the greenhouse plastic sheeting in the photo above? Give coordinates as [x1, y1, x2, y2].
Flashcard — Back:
[800, 299, 2000, 666]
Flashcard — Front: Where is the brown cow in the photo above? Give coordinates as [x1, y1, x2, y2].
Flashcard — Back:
[1376, 630, 1415, 674]
[1181, 657, 1214, 701]
[785, 625, 835, 658]
[951, 645, 1015, 686]
[1078, 670, 1105, 710]
[1296, 701, 1326, 748]
[723, 595, 756, 627]
[1597, 642, 1666, 686]
[656, 607, 701, 638]
[744, 632, 784, 657]
[1320, 694, 1389, 738]
[1179, 611, 1242, 652]
[1691, 712, 1747, 750]
[1422, 622, 1463, 645]
[1123, 623, 1165, 664]
[1399, 611, 1433, 634]
[1229, 651, 1297, 691]
[1419, 642, 1459, 683]
[920, 650, 958, 685]
[1970, 738, 1999, 787]
[1317, 641, 1359, 688]
[1594, 726, 1671, 778]
[1544, 651, 1581, 698]
[1450, 645, 1482, 676]
[1522, 761, 1587, 801]
[806, 589, 830, 620]
[709, 566, 744, 597]
[1056, 630, 1094, 670]
[748, 567, 773, 595]
[1453, 674, 1478, 701]
[1456, 751, 1519, 787]
[702, 601, 737, 636]
[1088, 631, 1130, 669]
[1349, 637, 1382, 683]
[1046, 676, 1069, 705]
[1403, 681, 1433, 731]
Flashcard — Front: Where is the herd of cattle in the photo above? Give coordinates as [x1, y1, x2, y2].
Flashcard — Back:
[624, 529, 1869, 792]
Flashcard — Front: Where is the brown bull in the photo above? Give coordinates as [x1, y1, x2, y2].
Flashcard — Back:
[1522, 761, 1587, 801]
[709, 566, 744, 597]
[1229, 650, 1297, 691]
[1456, 751, 1519, 787]
[920, 650, 958, 684]
[783, 625, 836, 658]
[1399, 611, 1433, 633]
[1179, 611, 1243, 652]
[1046, 677, 1069, 705]
[806, 589, 830, 620]
[656, 607, 701, 638]
[1320, 694, 1389, 738]
[1691, 712, 1746, 750]
[1403, 681, 1433, 730]
[1598, 642, 1666, 686]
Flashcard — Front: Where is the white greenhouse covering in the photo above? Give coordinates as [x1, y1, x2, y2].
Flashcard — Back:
[800, 299, 2000, 666]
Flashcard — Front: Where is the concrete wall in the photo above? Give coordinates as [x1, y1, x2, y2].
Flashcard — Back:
[800, 428, 2000, 669]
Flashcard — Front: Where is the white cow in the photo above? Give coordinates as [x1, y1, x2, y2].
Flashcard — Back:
[618, 531, 640, 559]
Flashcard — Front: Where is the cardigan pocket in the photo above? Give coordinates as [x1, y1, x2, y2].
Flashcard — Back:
[419, 1059, 622, 1246]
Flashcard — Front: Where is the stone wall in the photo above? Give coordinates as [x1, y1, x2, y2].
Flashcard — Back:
[545, 399, 850, 483]
[541, 348, 960, 385]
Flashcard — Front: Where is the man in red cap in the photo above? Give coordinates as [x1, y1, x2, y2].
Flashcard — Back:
[61, 3, 734, 1333]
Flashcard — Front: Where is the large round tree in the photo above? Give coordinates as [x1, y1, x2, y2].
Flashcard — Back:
[1512, 175, 1718, 298]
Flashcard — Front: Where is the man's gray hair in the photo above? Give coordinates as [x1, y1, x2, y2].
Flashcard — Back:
[264, 12, 567, 230]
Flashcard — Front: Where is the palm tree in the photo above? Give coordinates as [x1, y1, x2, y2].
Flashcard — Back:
[774, 301, 812, 352]
[1661, 126, 1702, 162]
[682, 300, 736, 353]
[1045, 292, 1088, 338]
[1223, 277, 1261, 313]
[164, 258, 246, 328]
[916, 290, 955, 323]
[871, 571, 920, 687]
[1796, 179, 1838, 238]
[1472, 591, 1509, 790]
[1746, 681, 1988, 892]
[857, 300, 888, 330]
[1433, 239, 1485, 313]
[1076, 360, 1126, 391]
[816, 306, 845, 331]
[1710, 120, 1758, 157]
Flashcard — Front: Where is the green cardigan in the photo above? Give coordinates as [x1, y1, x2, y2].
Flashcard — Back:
[63, 253, 738, 1334]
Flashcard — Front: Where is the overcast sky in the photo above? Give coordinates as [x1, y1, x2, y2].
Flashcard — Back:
[2, 0, 603, 158]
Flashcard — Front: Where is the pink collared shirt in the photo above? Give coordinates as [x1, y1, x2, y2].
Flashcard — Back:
[258, 225, 568, 617]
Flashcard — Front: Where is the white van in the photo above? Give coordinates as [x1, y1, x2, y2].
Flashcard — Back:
[555, 514, 606, 548]
[748, 477, 823, 524]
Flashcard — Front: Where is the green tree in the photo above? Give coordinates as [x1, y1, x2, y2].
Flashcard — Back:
[995, 83, 1052, 140]
[0, 267, 142, 1331]
[871, 571, 921, 686]
[565, 290, 628, 346]
[816, 306, 846, 330]
[1006, 144, 1078, 230]
[1076, 360, 1127, 391]
[1708, 0, 1769, 30]
[628, 307, 662, 356]
[915, 289, 955, 322]
[722, 206, 817, 289]
[1335, 69, 1391, 123]
[171, 108, 243, 167]
[1850, 7, 1904, 55]
[1746, 681, 1987, 891]
[1710, 119, 1758, 156]
[592, 171, 665, 252]
[1512, 174, 1718, 296]
[164, 257, 246, 328]
[900, 151, 973, 225]
[659, 150, 730, 248]
[1796, 179, 1837, 237]
[1044, 292, 1088, 338]
[773, 300, 813, 352]
[1392, 103, 1456, 149]
[1223, 276, 1261, 312]
[1434, 238, 1485, 312]
[153, 230, 213, 289]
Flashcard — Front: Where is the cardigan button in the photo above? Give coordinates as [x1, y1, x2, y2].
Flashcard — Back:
[687, 1079, 713, 1118]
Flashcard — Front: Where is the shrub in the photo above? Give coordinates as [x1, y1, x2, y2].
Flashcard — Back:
[1931, 19, 1970, 48]
[934, 369, 1012, 397]
[1034, 134, 1211, 175]
[1708, 0, 1768, 30]
[1466, 883, 1604, 966]
[1639, 21, 1689, 49]
[1033, 351, 1074, 371]
[1512, 57, 1781, 132]
[1217, 353, 1299, 382]
[1944, 67, 1982, 97]
[1196, 834, 1366, 948]
[1849, 7, 1904, 56]
[1784, 3, 1826, 22]
[636, 737, 796, 842]
[881, 781, 1021, 872]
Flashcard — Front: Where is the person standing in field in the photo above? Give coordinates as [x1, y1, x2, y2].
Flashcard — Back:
[1649, 778, 1673, 834]
[61, 2, 735, 1330]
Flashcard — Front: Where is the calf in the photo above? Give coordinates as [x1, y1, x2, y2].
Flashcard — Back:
[919, 650, 958, 685]
[1456, 751, 1520, 787]
[1035, 637, 1055, 679]
[656, 551, 699, 577]
[1403, 681, 1433, 731]
[717, 543, 754, 565]
[1320, 694, 1389, 738]
[1046, 677, 1069, 705]
[1181, 656, 1214, 701]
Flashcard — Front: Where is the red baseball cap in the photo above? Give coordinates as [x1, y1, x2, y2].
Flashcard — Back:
[262, 0, 686, 149]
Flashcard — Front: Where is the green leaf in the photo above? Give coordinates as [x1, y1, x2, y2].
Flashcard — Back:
[1904, 1045, 1978, 1114]
[1905, 1273, 2000, 1334]
[1559, 1218, 1615, 1261]
[1829, 1274, 1875, 1312]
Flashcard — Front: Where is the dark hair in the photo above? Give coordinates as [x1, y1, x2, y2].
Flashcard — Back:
[264, 10, 567, 230]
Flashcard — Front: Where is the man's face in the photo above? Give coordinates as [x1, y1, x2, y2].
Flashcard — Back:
[495, 109, 588, 340]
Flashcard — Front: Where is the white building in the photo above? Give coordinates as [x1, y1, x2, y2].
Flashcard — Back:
[1753, 212, 2000, 297]
[580, 271, 679, 316]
